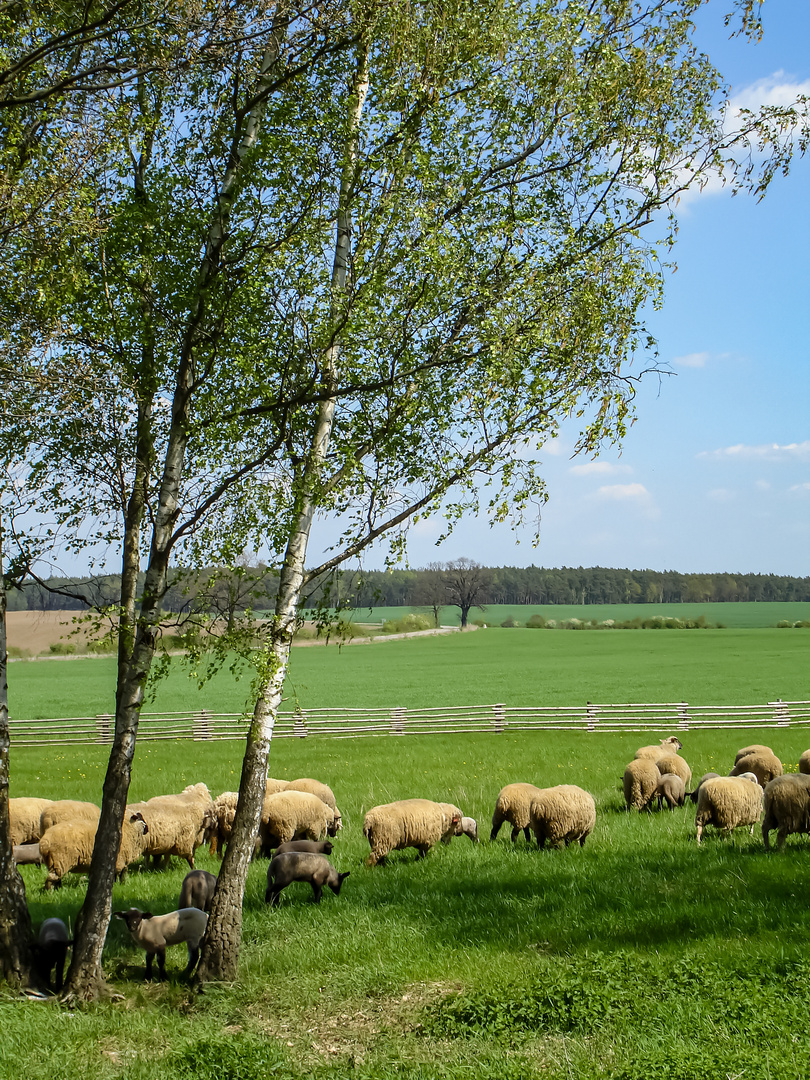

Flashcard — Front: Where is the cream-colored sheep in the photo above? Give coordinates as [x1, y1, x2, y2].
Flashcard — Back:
[729, 750, 783, 788]
[655, 754, 692, 788]
[129, 783, 215, 869]
[258, 790, 337, 854]
[798, 750, 810, 776]
[363, 798, 462, 865]
[286, 778, 342, 829]
[694, 776, 762, 845]
[490, 783, 545, 842]
[623, 759, 660, 811]
[734, 744, 774, 765]
[39, 810, 149, 888]
[40, 800, 100, 834]
[761, 774, 810, 851]
[265, 777, 290, 796]
[209, 791, 240, 855]
[634, 736, 682, 760]
[529, 786, 596, 848]
[9, 797, 52, 847]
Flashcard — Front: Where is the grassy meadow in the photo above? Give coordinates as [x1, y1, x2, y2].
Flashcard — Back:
[3, 625, 810, 1079]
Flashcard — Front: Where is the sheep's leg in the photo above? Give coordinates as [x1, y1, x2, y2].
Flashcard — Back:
[578, 835, 587, 848]
[777, 826, 789, 852]
[490, 812, 505, 841]
[157, 949, 167, 981]
[184, 945, 200, 975]
[695, 823, 704, 845]
[145, 952, 155, 981]
[523, 826, 532, 843]
[312, 884, 323, 904]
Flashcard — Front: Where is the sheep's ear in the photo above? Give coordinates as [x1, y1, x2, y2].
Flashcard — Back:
[113, 911, 126, 920]
[142, 912, 154, 920]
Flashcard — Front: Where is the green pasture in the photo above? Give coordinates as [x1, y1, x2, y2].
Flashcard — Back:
[350, 600, 810, 629]
[6, 726, 810, 1080]
[7, 626, 809, 722]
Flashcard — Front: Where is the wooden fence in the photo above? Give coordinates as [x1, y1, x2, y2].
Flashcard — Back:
[7, 700, 810, 745]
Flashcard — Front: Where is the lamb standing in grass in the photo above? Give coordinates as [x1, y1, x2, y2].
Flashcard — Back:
[179, 869, 217, 912]
[694, 775, 762, 845]
[529, 786, 596, 848]
[363, 798, 462, 865]
[647, 773, 685, 810]
[761, 774, 810, 851]
[114, 906, 208, 980]
[265, 852, 350, 905]
[39, 811, 149, 888]
[490, 783, 544, 842]
[32, 917, 72, 992]
[623, 759, 660, 811]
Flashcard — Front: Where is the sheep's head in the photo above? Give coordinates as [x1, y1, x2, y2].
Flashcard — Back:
[114, 908, 154, 935]
[127, 811, 148, 835]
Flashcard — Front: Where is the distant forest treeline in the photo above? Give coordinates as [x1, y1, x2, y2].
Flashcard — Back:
[8, 565, 810, 613]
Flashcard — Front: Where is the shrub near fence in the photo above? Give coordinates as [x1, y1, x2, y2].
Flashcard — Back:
[8, 699, 810, 745]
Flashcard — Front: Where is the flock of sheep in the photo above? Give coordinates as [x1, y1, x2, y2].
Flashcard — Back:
[12, 740, 810, 988]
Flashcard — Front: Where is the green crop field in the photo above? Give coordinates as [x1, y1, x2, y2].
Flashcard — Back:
[6, 725, 810, 1080]
[350, 601, 810, 629]
[7, 625, 809, 721]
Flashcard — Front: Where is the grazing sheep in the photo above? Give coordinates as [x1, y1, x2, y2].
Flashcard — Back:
[258, 790, 337, 855]
[363, 798, 462, 865]
[688, 772, 721, 804]
[32, 917, 72, 992]
[9, 798, 52, 847]
[209, 791, 240, 856]
[272, 839, 334, 857]
[695, 776, 762, 845]
[13, 842, 44, 865]
[178, 869, 217, 913]
[634, 736, 683, 760]
[286, 778, 342, 830]
[460, 816, 479, 842]
[734, 744, 774, 765]
[129, 782, 215, 869]
[114, 906, 208, 980]
[265, 852, 350, 905]
[623, 759, 661, 811]
[798, 750, 810, 776]
[648, 773, 685, 810]
[490, 783, 544, 842]
[655, 754, 692, 788]
[39, 811, 149, 889]
[40, 800, 99, 834]
[528, 786, 596, 848]
[729, 750, 783, 788]
[761, 774, 810, 851]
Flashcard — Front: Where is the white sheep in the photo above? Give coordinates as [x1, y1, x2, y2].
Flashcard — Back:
[694, 775, 762, 845]
[655, 754, 692, 788]
[209, 791, 240, 856]
[363, 798, 462, 865]
[129, 782, 215, 869]
[460, 816, 479, 842]
[286, 778, 342, 830]
[39, 810, 149, 889]
[490, 783, 544, 842]
[798, 750, 810, 775]
[40, 800, 99, 834]
[258, 790, 337, 855]
[761, 774, 810, 851]
[623, 759, 660, 811]
[9, 797, 52, 847]
[729, 750, 783, 788]
[529, 786, 596, 848]
[113, 906, 208, 980]
[734, 744, 774, 765]
[634, 736, 682, 760]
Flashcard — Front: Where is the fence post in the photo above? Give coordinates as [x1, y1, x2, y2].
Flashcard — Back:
[95, 713, 113, 743]
[585, 702, 599, 732]
[491, 703, 506, 733]
[390, 707, 406, 735]
[771, 699, 790, 727]
[193, 710, 212, 741]
[678, 703, 690, 731]
[294, 711, 308, 738]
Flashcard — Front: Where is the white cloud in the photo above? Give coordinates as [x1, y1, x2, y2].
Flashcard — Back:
[697, 441, 810, 462]
[596, 483, 649, 501]
[672, 351, 711, 369]
[789, 482, 810, 495]
[729, 73, 810, 114]
[755, 480, 771, 492]
[707, 488, 736, 503]
[569, 461, 631, 477]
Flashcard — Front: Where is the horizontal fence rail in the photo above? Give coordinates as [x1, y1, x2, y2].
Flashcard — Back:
[7, 700, 810, 745]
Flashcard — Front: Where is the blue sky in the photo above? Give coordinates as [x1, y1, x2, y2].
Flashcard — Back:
[317, 1, 809, 578]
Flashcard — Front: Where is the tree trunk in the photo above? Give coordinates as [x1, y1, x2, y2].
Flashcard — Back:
[0, 547, 37, 990]
[196, 40, 370, 985]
